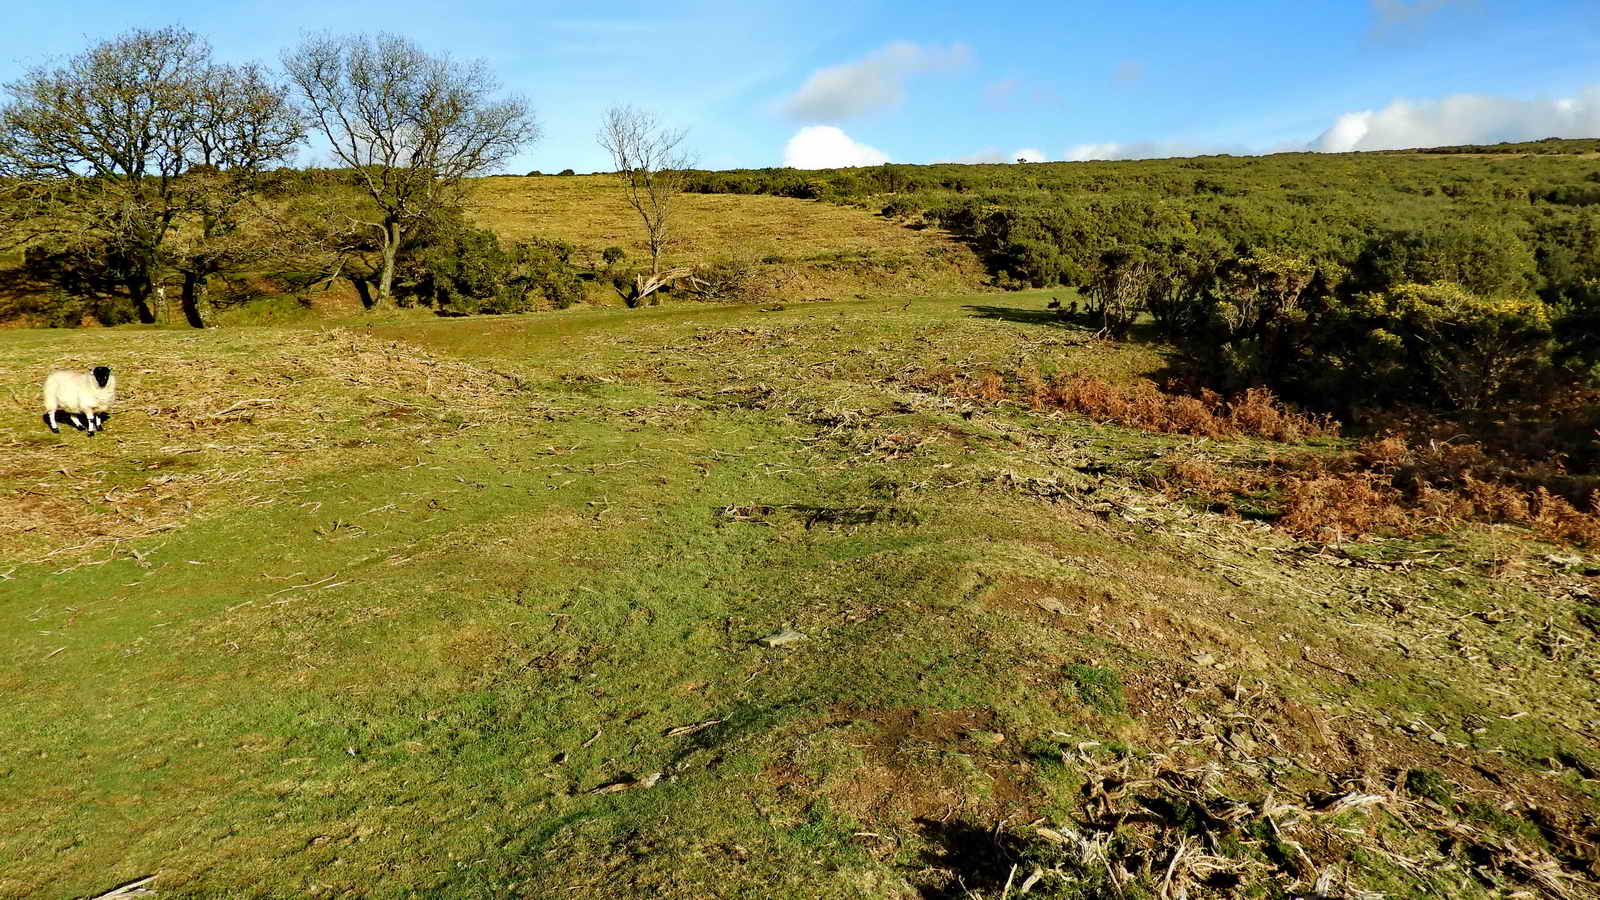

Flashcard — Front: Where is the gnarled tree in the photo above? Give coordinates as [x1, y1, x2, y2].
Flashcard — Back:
[0, 27, 296, 324]
[283, 33, 539, 307]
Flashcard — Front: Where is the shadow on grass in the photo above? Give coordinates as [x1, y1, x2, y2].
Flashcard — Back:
[913, 818, 1031, 899]
[963, 304, 1078, 329]
[965, 303, 1172, 343]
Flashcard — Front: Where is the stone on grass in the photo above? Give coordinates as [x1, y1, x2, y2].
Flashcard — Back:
[759, 627, 807, 648]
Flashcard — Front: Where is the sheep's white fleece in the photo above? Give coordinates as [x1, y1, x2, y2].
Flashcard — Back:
[43, 369, 116, 432]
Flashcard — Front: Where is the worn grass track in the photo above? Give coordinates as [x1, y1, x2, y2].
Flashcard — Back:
[1, 293, 1596, 898]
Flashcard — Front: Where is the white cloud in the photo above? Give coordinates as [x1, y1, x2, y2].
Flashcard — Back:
[1063, 143, 1129, 161]
[1310, 86, 1600, 152]
[1014, 147, 1047, 162]
[783, 126, 890, 169]
[1055, 86, 1600, 162]
[1062, 140, 1242, 161]
[781, 41, 972, 122]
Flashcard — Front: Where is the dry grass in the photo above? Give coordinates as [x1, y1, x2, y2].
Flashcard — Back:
[469, 175, 986, 300]
[0, 329, 534, 563]
[933, 366, 1600, 546]
[471, 175, 966, 263]
[1159, 434, 1600, 546]
[933, 369, 1338, 443]
[1027, 750, 1599, 900]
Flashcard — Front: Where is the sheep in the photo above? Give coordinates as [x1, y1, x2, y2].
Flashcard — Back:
[42, 366, 116, 437]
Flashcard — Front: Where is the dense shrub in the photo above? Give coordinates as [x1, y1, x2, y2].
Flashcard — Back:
[881, 198, 919, 219]
[684, 150, 1600, 411]
[1380, 283, 1553, 409]
[14, 245, 144, 326]
[408, 223, 582, 314]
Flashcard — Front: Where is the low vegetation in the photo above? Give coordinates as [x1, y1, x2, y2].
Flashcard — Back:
[930, 369, 1337, 443]
[2, 293, 1596, 898]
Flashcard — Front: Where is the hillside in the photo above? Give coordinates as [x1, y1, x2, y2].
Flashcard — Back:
[0, 175, 988, 328]
[469, 174, 987, 302]
[1, 295, 1596, 898]
[684, 143, 1600, 308]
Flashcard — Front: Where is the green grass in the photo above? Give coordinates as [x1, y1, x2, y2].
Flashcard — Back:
[1062, 665, 1126, 715]
[1, 292, 1596, 898]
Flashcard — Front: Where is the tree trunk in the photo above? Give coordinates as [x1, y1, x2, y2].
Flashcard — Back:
[180, 272, 207, 328]
[376, 220, 402, 307]
[127, 276, 156, 324]
[349, 275, 375, 309]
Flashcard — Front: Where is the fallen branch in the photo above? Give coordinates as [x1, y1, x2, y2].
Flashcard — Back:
[207, 398, 278, 419]
[91, 875, 156, 899]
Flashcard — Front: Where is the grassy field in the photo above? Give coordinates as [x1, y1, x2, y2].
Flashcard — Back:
[1, 293, 1597, 898]
[469, 175, 986, 302]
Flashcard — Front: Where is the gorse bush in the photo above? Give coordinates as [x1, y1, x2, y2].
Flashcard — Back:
[689, 146, 1600, 412]
[1381, 283, 1554, 410]
[407, 222, 582, 314]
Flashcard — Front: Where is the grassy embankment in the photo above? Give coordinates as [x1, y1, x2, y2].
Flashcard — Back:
[467, 174, 986, 303]
[0, 175, 987, 328]
[1, 292, 1596, 898]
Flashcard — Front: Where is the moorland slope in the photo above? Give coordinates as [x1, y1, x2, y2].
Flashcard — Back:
[1, 294, 1596, 898]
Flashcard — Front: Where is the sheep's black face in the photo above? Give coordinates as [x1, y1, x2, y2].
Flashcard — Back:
[93, 366, 111, 388]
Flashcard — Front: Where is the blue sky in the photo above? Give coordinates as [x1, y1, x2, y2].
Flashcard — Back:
[3, 0, 1599, 171]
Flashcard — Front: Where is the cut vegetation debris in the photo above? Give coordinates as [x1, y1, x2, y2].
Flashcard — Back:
[1, 291, 1596, 898]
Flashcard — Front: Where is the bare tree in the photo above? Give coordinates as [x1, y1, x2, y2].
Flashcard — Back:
[283, 33, 539, 307]
[597, 105, 695, 304]
[170, 63, 304, 327]
[0, 27, 222, 323]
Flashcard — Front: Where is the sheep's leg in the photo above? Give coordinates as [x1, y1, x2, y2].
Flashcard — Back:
[44, 410, 59, 434]
[85, 410, 97, 436]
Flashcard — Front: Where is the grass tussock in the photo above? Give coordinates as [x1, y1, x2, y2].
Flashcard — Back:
[936, 369, 1338, 443]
